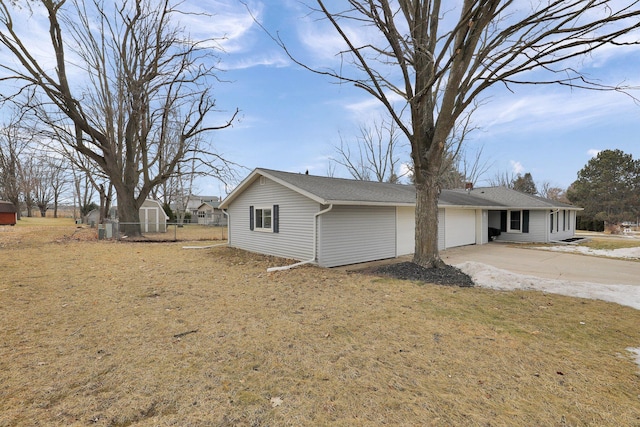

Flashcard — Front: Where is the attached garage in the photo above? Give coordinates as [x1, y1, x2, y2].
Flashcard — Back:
[318, 205, 397, 268]
[444, 208, 477, 248]
[396, 206, 415, 256]
[0, 201, 17, 226]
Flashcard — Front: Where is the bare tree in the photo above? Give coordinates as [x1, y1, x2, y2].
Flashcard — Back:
[539, 181, 569, 203]
[0, 0, 237, 236]
[31, 157, 55, 217]
[488, 170, 517, 188]
[0, 107, 31, 220]
[48, 157, 68, 218]
[456, 145, 492, 188]
[331, 118, 406, 183]
[19, 155, 36, 217]
[71, 163, 97, 220]
[278, 1, 640, 267]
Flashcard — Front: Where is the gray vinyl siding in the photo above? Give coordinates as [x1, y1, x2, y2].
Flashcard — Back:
[495, 209, 548, 243]
[317, 205, 396, 267]
[227, 177, 318, 261]
[550, 209, 576, 241]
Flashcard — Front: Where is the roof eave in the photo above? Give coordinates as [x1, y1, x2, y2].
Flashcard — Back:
[327, 200, 415, 207]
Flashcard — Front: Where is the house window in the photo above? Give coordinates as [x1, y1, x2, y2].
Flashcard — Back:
[254, 207, 272, 231]
[198, 210, 206, 219]
[508, 210, 522, 232]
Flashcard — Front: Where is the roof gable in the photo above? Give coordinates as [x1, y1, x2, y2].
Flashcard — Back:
[220, 168, 416, 208]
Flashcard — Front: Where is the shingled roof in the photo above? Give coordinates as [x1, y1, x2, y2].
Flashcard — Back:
[462, 187, 579, 210]
[0, 201, 17, 213]
[220, 168, 580, 210]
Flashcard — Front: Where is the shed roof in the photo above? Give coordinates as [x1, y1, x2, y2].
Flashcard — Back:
[0, 201, 17, 213]
[220, 168, 581, 211]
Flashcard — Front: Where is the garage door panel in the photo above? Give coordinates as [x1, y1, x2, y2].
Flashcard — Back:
[445, 209, 476, 248]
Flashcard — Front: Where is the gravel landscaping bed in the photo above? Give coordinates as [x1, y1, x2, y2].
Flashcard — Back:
[364, 261, 475, 287]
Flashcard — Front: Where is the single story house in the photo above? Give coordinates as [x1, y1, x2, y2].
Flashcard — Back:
[195, 201, 227, 226]
[219, 168, 582, 268]
[0, 201, 17, 225]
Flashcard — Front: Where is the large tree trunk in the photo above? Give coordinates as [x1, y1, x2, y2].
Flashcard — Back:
[115, 188, 142, 237]
[413, 159, 446, 269]
[414, 183, 442, 268]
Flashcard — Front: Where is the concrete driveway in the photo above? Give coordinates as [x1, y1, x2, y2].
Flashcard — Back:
[440, 243, 639, 286]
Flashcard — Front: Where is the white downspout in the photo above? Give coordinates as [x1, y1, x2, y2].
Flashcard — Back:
[267, 204, 333, 272]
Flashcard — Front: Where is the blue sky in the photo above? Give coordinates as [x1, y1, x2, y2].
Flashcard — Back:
[2, 1, 639, 198]
[197, 1, 640, 196]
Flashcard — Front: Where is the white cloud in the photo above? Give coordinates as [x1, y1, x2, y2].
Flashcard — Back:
[224, 53, 290, 70]
[587, 149, 601, 158]
[474, 87, 637, 138]
[181, 1, 264, 54]
[510, 160, 524, 174]
[342, 91, 406, 121]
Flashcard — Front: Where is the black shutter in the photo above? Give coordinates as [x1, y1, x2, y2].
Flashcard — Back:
[249, 206, 254, 230]
[522, 210, 529, 233]
[273, 204, 279, 233]
[500, 211, 507, 232]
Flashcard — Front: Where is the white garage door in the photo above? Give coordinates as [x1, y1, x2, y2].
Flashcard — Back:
[444, 209, 476, 248]
[396, 206, 415, 256]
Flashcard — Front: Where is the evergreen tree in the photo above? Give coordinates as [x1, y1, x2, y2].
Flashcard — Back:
[567, 150, 640, 225]
[513, 173, 538, 195]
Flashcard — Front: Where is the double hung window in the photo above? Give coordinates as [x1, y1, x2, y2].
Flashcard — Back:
[255, 207, 272, 231]
[508, 210, 522, 232]
[249, 205, 279, 233]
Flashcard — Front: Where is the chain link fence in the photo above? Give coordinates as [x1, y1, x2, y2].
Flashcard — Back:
[98, 220, 227, 242]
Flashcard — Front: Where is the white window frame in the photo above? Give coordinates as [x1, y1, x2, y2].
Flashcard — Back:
[254, 206, 272, 232]
[507, 210, 523, 233]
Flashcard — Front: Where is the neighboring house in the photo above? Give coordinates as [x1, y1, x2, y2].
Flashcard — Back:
[0, 201, 17, 225]
[139, 199, 169, 233]
[183, 195, 219, 221]
[219, 168, 582, 268]
[195, 201, 227, 226]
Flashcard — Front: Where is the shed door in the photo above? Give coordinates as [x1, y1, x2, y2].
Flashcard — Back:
[444, 209, 476, 248]
[141, 207, 158, 233]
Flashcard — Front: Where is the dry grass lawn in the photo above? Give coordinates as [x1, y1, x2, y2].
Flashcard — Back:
[1, 218, 640, 426]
